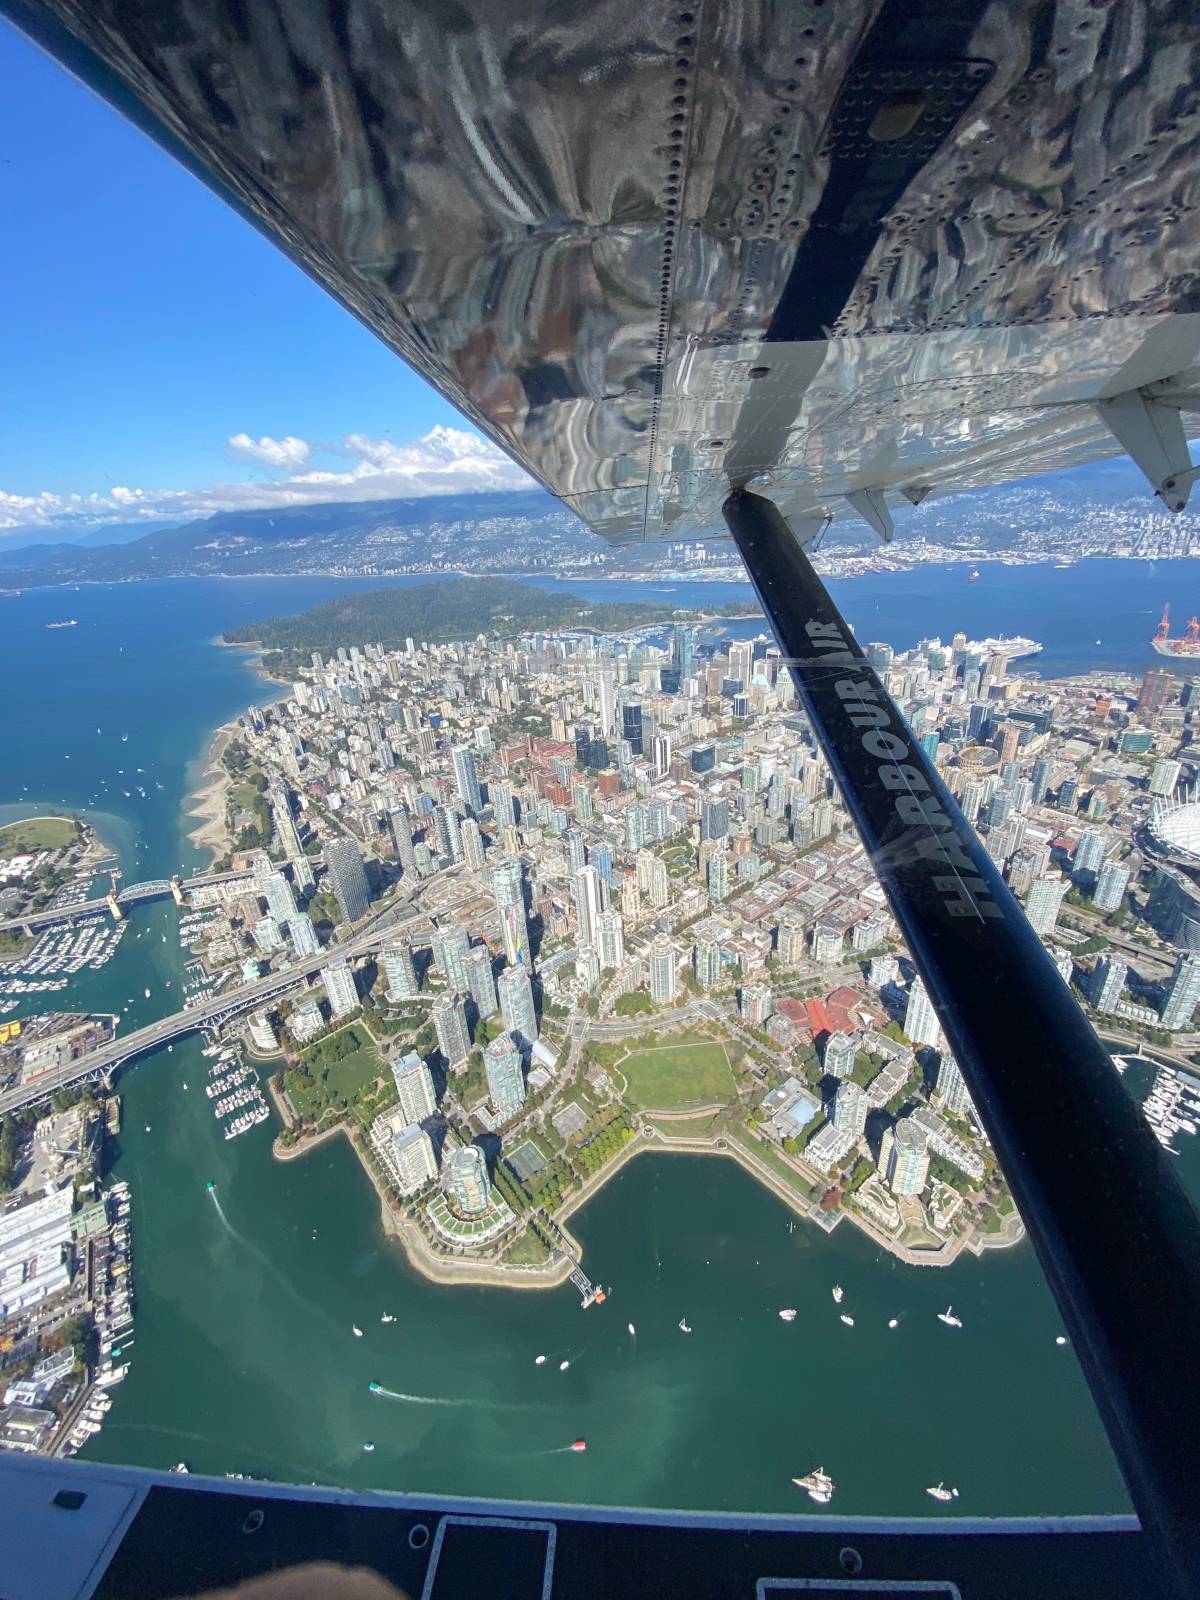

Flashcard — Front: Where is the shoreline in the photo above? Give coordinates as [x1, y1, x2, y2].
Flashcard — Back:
[3, 553, 1184, 603]
[271, 1090, 1018, 1288]
[270, 1094, 576, 1291]
[183, 723, 237, 863]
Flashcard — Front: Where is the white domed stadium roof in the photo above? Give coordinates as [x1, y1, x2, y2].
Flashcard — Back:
[1150, 799, 1200, 864]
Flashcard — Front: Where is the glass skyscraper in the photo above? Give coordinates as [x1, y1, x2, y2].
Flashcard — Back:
[452, 744, 483, 814]
[460, 946, 495, 1021]
[325, 837, 370, 923]
[621, 700, 643, 756]
[497, 965, 538, 1053]
[491, 855, 530, 968]
[484, 1032, 526, 1121]
[447, 1143, 491, 1215]
[1162, 953, 1200, 1029]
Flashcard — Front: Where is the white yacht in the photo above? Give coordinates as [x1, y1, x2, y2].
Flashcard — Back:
[937, 1306, 963, 1328]
[926, 1483, 958, 1503]
[778, 1308, 797, 1322]
[792, 1468, 834, 1505]
[839, 1313, 855, 1327]
[831, 1285, 844, 1304]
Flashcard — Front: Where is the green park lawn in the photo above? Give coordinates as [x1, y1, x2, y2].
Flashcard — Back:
[619, 1039, 735, 1111]
[285, 1024, 388, 1125]
[0, 815, 81, 853]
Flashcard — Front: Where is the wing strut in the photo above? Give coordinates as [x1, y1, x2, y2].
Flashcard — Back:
[722, 488, 1200, 1599]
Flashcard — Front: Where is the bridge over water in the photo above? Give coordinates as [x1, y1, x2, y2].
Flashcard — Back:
[0, 865, 283, 936]
[0, 909, 434, 1117]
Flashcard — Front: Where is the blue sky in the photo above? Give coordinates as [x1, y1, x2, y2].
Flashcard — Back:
[0, 19, 525, 535]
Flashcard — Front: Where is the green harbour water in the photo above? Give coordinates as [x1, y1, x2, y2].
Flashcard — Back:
[2, 565, 1194, 1516]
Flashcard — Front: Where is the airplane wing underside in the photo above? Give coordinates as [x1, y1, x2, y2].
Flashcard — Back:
[8, 0, 1200, 543]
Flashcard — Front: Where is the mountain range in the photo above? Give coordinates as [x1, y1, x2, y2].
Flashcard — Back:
[0, 453, 1192, 591]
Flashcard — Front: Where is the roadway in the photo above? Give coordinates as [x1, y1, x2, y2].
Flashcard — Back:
[0, 908, 433, 1117]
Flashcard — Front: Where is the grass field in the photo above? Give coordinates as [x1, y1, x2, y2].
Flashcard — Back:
[728, 1125, 816, 1201]
[619, 1040, 735, 1110]
[286, 1026, 384, 1124]
[0, 815, 81, 853]
[647, 1111, 723, 1140]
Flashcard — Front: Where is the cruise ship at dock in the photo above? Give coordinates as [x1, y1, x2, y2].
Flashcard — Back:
[964, 634, 1041, 662]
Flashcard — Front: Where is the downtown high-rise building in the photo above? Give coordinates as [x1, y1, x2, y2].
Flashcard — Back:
[904, 976, 942, 1049]
[433, 924, 472, 993]
[1150, 756, 1183, 799]
[461, 816, 486, 871]
[701, 791, 729, 842]
[391, 1050, 437, 1122]
[707, 849, 729, 902]
[649, 938, 677, 1004]
[625, 804, 647, 851]
[1025, 873, 1066, 936]
[446, 1142, 491, 1215]
[1073, 829, 1107, 880]
[620, 871, 640, 925]
[491, 855, 530, 968]
[262, 870, 295, 925]
[832, 1080, 868, 1137]
[432, 992, 470, 1067]
[881, 1117, 930, 1196]
[564, 827, 586, 874]
[451, 745, 483, 814]
[374, 1120, 438, 1196]
[651, 732, 672, 777]
[323, 956, 359, 1020]
[435, 804, 464, 864]
[1090, 954, 1127, 1014]
[491, 779, 517, 831]
[621, 700, 644, 755]
[673, 623, 696, 681]
[596, 909, 625, 970]
[823, 1031, 857, 1079]
[484, 1032, 527, 1122]
[596, 671, 617, 735]
[253, 916, 285, 954]
[288, 913, 321, 957]
[389, 806, 420, 879]
[935, 1052, 972, 1117]
[498, 964, 538, 1052]
[1093, 859, 1131, 913]
[573, 863, 604, 947]
[1161, 953, 1200, 1030]
[636, 849, 669, 909]
[325, 837, 370, 924]
[739, 982, 772, 1027]
[728, 638, 754, 689]
[464, 945, 498, 1020]
[693, 932, 722, 990]
[575, 943, 601, 990]
[382, 939, 420, 1000]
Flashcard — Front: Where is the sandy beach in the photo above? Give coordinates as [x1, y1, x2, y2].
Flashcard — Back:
[184, 724, 236, 860]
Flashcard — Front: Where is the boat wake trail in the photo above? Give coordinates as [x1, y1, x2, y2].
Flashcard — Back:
[369, 1382, 490, 1409]
[207, 1186, 340, 1335]
[206, 1187, 238, 1239]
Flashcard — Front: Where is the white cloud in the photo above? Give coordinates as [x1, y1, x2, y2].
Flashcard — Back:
[0, 426, 534, 536]
[227, 433, 311, 469]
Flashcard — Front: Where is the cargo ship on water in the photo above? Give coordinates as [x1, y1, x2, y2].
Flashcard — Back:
[1152, 604, 1200, 660]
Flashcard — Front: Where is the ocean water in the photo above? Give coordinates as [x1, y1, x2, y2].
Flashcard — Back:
[1, 560, 1195, 1515]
